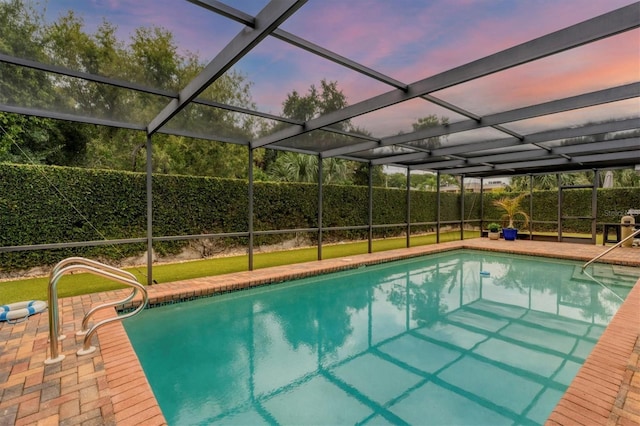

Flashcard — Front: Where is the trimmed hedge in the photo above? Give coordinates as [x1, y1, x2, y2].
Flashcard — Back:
[0, 165, 148, 269]
[0, 164, 637, 271]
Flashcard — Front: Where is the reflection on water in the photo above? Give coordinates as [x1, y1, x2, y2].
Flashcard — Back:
[124, 250, 635, 425]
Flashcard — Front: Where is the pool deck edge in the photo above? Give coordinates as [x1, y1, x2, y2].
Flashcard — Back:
[546, 276, 640, 426]
[1, 238, 639, 425]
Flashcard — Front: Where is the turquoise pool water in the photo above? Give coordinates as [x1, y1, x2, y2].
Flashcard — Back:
[124, 250, 634, 425]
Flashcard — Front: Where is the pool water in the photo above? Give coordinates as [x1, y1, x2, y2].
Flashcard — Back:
[124, 250, 634, 425]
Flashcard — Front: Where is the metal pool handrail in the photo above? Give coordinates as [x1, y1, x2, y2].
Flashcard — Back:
[48, 257, 138, 337]
[45, 257, 148, 364]
[582, 228, 640, 271]
[580, 268, 625, 302]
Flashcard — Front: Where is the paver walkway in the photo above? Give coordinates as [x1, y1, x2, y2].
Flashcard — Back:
[0, 239, 638, 425]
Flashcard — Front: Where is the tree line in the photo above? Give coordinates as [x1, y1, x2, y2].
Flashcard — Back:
[0, 0, 456, 187]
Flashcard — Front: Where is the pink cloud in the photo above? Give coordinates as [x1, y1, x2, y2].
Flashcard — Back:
[281, 1, 434, 74]
[230, 0, 640, 134]
[54, 0, 636, 135]
[431, 28, 639, 115]
[396, 0, 636, 81]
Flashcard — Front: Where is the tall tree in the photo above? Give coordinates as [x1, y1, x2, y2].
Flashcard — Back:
[411, 173, 438, 191]
[613, 169, 640, 187]
[352, 162, 385, 187]
[0, 2, 94, 166]
[35, 5, 256, 177]
[260, 79, 371, 184]
[382, 115, 452, 189]
[410, 115, 449, 150]
[0, 0, 53, 108]
[261, 80, 352, 174]
[509, 174, 558, 191]
[267, 152, 353, 185]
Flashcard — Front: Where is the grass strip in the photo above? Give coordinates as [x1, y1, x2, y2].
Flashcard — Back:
[4, 230, 603, 304]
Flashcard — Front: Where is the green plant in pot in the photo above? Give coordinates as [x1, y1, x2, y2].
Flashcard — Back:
[492, 194, 530, 241]
[487, 222, 501, 240]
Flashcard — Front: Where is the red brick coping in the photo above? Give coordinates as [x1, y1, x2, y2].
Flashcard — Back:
[546, 279, 640, 425]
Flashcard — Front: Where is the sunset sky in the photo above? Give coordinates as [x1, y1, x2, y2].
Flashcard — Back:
[42, 0, 639, 136]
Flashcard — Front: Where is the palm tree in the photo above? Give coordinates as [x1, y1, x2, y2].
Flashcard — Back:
[493, 194, 530, 229]
[268, 152, 317, 183]
[615, 169, 640, 187]
[267, 152, 353, 184]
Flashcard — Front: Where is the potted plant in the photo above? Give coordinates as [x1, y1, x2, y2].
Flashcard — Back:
[492, 194, 530, 241]
[487, 222, 501, 240]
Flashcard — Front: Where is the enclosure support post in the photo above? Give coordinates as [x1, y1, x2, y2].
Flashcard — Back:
[368, 162, 373, 254]
[145, 134, 153, 285]
[248, 147, 254, 271]
[436, 171, 441, 244]
[480, 178, 484, 233]
[406, 168, 411, 248]
[460, 175, 465, 241]
[591, 169, 598, 245]
[529, 174, 534, 240]
[557, 173, 562, 242]
[317, 154, 323, 261]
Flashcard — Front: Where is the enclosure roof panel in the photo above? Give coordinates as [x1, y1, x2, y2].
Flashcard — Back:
[1, 0, 638, 177]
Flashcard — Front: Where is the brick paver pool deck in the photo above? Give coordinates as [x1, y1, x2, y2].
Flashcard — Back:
[1, 239, 639, 425]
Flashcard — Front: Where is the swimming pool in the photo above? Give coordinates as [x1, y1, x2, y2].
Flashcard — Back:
[124, 250, 633, 425]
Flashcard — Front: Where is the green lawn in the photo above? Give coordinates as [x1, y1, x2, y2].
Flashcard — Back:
[0, 231, 475, 304]
[2, 229, 603, 304]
